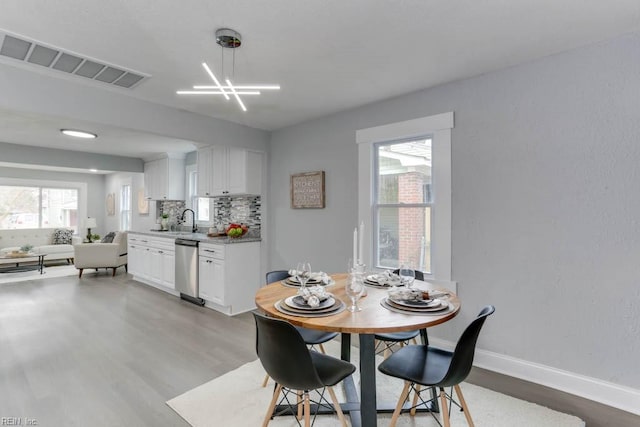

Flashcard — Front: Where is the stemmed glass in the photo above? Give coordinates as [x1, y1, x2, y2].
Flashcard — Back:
[399, 263, 415, 288]
[345, 269, 365, 312]
[296, 261, 311, 290]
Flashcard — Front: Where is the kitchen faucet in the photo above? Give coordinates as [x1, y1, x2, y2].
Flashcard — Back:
[179, 209, 198, 233]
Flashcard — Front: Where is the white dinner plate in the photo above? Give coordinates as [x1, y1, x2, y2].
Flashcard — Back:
[385, 297, 449, 313]
[388, 297, 442, 309]
[284, 295, 336, 311]
[274, 300, 346, 317]
[380, 298, 453, 315]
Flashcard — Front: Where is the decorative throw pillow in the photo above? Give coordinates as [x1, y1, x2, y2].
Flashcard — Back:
[101, 232, 116, 243]
[52, 228, 73, 245]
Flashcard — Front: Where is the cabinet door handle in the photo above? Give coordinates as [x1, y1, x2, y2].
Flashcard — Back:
[142, 240, 148, 243]
[204, 249, 216, 253]
[146, 248, 150, 251]
[207, 260, 212, 263]
[158, 250, 163, 254]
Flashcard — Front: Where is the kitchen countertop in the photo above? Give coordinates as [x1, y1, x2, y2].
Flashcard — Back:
[128, 230, 261, 244]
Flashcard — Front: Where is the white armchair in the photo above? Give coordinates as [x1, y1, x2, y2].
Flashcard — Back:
[74, 232, 128, 277]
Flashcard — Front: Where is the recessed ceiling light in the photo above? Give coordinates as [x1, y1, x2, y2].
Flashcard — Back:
[89, 169, 98, 173]
[61, 129, 97, 139]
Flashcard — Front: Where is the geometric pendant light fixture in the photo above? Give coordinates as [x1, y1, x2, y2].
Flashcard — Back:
[176, 28, 280, 112]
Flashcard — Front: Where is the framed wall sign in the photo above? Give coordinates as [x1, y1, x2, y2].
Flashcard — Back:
[291, 171, 325, 209]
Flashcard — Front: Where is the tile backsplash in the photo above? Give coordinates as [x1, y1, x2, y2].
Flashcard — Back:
[214, 195, 261, 233]
[157, 200, 185, 225]
[154, 197, 261, 235]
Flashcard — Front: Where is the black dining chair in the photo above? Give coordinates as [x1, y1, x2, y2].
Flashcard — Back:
[378, 305, 495, 427]
[374, 269, 426, 357]
[262, 270, 340, 387]
[253, 312, 355, 427]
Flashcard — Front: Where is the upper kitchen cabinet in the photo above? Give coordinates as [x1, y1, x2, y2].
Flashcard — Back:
[197, 146, 262, 196]
[144, 155, 185, 200]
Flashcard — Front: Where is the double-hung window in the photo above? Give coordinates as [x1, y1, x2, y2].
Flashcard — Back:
[186, 166, 210, 222]
[120, 184, 131, 231]
[357, 112, 453, 283]
[374, 138, 432, 272]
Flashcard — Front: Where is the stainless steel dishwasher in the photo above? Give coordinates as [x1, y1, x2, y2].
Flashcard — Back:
[175, 238, 204, 306]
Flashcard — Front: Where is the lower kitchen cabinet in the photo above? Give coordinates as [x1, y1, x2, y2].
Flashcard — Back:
[128, 233, 176, 294]
[129, 232, 261, 316]
[199, 241, 260, 315]
[198, 255, 224, 304]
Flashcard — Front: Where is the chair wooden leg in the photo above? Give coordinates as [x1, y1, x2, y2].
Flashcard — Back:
[297, 391, 303, 420]
[318, 343, 327, 354]
[383, 346, 391, 359]
[327, 386, 347, 427]
[78, 269, 83, 278]
[303, 391, 311, 427]
[411, 337, 418, 345]
[262, 374, 270, 388]
[390, 381, 412, 427]
[262, 384, 282, 427]
[439, 387, 451, 427]
[410, 384, 421, 416]
[454, 384, 475, 427]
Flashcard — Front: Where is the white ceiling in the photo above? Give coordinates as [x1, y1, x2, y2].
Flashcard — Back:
[0, 0, 639, 158]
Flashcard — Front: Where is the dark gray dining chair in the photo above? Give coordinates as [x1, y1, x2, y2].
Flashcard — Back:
[378, 305, 495, 427]
[253, 312, 355, 427]
[374, 269, 426, 357]
[262, 270, 339, 387]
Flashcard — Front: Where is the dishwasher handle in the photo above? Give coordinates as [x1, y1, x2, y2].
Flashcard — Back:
[175, 238, 199, 247]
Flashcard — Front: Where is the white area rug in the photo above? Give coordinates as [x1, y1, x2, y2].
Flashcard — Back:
[167, 342, 585, 427]
[0, 264, 77, 285]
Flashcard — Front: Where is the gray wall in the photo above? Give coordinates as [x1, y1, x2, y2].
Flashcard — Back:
[104, 172, 155, 233]
[269, 33, 640, 389]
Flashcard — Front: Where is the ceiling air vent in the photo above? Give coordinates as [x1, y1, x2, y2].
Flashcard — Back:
[0, 30, 149, 89]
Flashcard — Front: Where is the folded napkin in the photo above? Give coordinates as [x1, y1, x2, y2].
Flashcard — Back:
[369, 270, 402, 286]
[288, 270, 331, 284]
[387, 287, 424, 301]
[297, 286, 332, 307]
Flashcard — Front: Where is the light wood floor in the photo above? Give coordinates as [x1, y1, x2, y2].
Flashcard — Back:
[1, 271, 637, 426]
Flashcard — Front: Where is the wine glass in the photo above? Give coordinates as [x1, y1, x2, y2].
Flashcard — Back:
[398, 263, 415, 288]
[345, 270, 365, 312]
[296, 261, 311, 289]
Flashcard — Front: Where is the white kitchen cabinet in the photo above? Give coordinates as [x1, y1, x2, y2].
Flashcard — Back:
[199, 241, 260, 315]
[144, 156, 186, 200]
[196, 146, 212, 197]
[197, 146, 262, 196]
[128, 233, 176, 293]
[199, 254, 225, 304]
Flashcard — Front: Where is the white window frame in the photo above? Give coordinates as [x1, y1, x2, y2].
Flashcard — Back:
[0, 177, 87, 235]
[185, 164, 210, 225]
[119, 180, 132, 231]
[357, 112, 454, 287]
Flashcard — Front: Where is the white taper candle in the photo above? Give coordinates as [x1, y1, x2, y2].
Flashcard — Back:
[358, 221, 364, 264]
[353, 227, 358, 267]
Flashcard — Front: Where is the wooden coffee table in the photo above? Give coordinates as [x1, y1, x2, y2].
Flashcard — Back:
[0, 252, 47, 274]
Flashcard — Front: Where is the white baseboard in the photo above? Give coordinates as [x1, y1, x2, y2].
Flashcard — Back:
[429, 337, 640, 416]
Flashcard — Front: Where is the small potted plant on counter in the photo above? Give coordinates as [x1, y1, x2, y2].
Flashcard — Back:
[161, 213, 169, 231]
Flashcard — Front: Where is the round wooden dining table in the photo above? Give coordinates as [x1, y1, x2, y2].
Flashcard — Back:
[255, 273, 460, 427]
